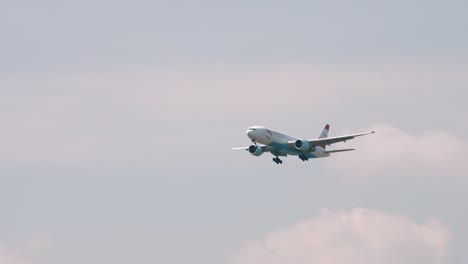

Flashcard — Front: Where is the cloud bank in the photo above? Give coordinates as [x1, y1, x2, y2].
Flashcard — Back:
[232, 208, 450, 264]
[0, 233, 52, 264]
[1, 63, 466, 169]
[327, 124, 468, 178]
[0, 249, 30, 264]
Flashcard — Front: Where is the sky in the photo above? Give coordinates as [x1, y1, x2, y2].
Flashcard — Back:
[1, 0, 467, 263]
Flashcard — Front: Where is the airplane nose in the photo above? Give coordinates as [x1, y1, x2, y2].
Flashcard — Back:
[246, 129, 254, 139]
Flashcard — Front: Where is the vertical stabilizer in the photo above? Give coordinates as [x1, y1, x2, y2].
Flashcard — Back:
[319, 124, 330, 149]
[319, 124, 330, 138]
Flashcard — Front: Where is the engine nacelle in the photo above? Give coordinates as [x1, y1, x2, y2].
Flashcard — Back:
[294, 140, 313, 152]
[248, 145, 264, 156]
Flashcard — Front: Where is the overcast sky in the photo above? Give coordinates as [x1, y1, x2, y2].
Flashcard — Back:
[1, 1, 467, 264]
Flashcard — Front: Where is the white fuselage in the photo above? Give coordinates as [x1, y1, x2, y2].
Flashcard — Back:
[246, 126, 328, 158]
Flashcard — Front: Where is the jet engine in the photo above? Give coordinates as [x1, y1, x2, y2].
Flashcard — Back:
[248, 145, 264, 156]
[294, 140, 314, 152]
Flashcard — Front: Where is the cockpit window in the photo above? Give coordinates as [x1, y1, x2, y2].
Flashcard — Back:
[248, 128, 256, 131]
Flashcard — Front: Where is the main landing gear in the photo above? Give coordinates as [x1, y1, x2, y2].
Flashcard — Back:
[299, 154, 309, 161]
[273, 156, 283, 164]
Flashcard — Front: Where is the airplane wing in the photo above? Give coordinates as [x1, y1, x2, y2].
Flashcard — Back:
[287, 131, 375, 148]
[231, 145, 271, 152]
[232, 147, 249, 150]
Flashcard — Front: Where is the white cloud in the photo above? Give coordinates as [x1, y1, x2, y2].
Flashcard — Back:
[0, 248, 31, 264]
[0, 233, 52, 264]
[232, 208, 450, 264]
[327, 124, 468, 178]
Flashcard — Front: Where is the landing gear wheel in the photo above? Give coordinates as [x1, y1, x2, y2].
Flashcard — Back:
[273, 157, 283, 164]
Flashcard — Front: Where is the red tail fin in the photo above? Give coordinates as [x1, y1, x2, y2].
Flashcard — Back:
[319, 124, 330, 149]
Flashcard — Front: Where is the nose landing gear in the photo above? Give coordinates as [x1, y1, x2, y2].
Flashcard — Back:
[273, 157, 283, 164]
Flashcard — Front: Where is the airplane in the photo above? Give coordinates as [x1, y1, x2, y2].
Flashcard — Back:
[232, 124, 375, 164]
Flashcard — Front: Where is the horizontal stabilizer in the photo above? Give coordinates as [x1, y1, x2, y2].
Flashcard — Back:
[324, 148, 355, 154]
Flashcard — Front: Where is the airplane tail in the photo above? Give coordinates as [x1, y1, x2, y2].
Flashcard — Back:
[319, 124, 330, 149]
